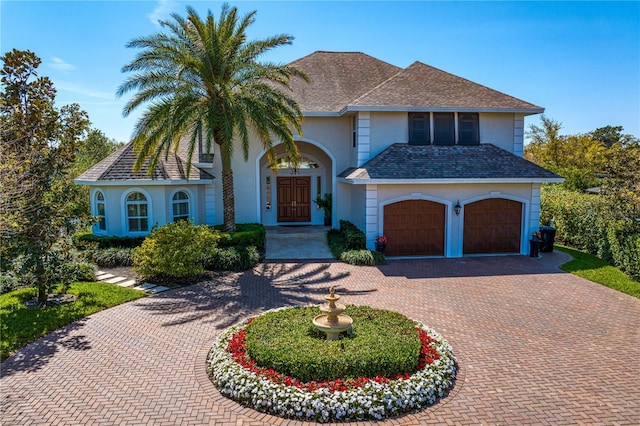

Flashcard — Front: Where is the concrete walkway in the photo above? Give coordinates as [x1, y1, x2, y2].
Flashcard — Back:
[264, 225, 333, 260]
[2, 253, 639, 425]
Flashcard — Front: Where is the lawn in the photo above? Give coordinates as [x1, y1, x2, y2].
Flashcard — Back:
[556, 245, 640, 298]
[1, 281, 146, 361]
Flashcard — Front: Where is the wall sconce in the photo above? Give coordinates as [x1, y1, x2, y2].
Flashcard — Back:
[454, 200, 462, 216]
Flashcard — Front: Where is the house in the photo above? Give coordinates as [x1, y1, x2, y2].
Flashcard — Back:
[75, 51, 562, 257]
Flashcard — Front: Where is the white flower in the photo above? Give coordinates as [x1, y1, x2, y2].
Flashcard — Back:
[207, 307, 457, 422]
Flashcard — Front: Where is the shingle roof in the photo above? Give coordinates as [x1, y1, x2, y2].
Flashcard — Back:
[290, 52, 543, 114]
[338, 143, 562, 181]
[75, 143, 214, 182]
[288, 51, 401, 112]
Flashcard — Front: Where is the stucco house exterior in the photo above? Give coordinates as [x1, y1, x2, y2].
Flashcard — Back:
[75, 51, 562, 257]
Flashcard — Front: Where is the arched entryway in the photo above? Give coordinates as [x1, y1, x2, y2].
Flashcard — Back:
[258, 141, 333, 226]
[463, 198, 523, 254]
[383, 199, 446, 256]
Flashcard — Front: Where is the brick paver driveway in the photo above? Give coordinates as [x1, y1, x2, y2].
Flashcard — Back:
[2, 252, 639, 425]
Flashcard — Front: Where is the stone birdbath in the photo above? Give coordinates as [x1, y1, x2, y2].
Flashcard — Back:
[312, 286, 353, 340]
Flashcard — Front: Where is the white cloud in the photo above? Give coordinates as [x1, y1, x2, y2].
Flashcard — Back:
[147, 0, 181, 26]
[48, 57, 76, 73]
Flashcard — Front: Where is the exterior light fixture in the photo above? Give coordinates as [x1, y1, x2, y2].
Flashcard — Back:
[454, 200, 462, 216]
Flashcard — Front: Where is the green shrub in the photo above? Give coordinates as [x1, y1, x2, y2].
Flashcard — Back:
[85, 247, 134, 267]
[133, 221, 221, 279]
[204, 245, 261, 272]
[328, 222, 385, 265]
[338, 220, 366, 249]
[73, 232, 146, 249]
[245, 305, 420, 382]
[541, 185, 640, 280]
[212, 223, 266, 249]
[340, 249, 386, 266]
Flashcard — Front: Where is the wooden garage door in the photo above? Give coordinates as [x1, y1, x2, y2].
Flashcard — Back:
[384, 200, 445, 256]
[463, 198, 522, 254]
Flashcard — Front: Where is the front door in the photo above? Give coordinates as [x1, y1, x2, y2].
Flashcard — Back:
[277, 177, 311, 222]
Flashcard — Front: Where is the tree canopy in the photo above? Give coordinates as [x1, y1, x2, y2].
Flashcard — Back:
[117, 4, 309, 231]
[1, 49, 90, 303]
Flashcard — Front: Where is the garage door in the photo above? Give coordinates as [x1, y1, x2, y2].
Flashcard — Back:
[384, 200, 445, 256]
[463, 198, 522, 254]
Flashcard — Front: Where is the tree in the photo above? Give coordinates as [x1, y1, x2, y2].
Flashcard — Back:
[525, 116, 607, 190]
[1, 49, 90, 304]
[117, 4, 308, 231]
[591, 125, 640, 148]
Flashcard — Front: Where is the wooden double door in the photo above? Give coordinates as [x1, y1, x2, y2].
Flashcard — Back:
[277, 177, 311, 222]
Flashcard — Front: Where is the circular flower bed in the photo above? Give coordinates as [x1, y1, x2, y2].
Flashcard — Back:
[207, 306, 457, 422]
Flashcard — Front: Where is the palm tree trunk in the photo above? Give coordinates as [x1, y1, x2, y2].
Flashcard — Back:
[219, 149, 236, 232]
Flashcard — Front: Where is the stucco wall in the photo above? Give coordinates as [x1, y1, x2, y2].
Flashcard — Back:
[479, 113, 516, 151]
[369, 111, 408, 157]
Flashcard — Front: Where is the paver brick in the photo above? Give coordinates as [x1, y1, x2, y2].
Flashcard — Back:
[1, 252, 639, 425]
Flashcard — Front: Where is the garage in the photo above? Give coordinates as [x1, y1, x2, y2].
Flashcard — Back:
[383, 200, 445, 256]
[463, 198, 522, 254]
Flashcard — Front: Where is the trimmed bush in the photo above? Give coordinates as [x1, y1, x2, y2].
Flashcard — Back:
[73, 232, 146, 249]
[204, 245, 261, 272]
[328, 222, 385, 265]
[133, 221, 221, 279]
[340, 249, 385, 266]
[212, 223, 266, 250]
[86, 247, 134, 267]
[541, 185, 640, 280]
[245, 305, 421, 382]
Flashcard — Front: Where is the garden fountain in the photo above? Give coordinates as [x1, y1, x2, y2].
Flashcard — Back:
[312, 286, 353, 340]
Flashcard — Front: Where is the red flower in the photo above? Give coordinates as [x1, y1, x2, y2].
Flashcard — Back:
[225, 325, 439, 393]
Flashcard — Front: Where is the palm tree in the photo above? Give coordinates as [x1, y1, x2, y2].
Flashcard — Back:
[117, 4, 308, 231]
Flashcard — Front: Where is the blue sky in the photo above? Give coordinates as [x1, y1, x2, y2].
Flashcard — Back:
[2, 1, 639, 143]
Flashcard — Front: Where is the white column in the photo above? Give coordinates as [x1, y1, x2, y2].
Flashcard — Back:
[365, 184, 378, 250]
[514, 114, 525, 157]
[356, 112, 371, 166]
[530, 184, 541, 232]
[204, 184, 216, 225]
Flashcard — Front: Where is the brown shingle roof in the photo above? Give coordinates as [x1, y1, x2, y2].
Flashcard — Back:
[290, 52, 543, 113]
[75, 143, 214, 183]
[351, 62, 542, 111]
[289, 51, 401, 112]
[338, 143, 562, 181]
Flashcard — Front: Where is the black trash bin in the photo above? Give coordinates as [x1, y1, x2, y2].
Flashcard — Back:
[539, 226, 556, 252]
[529, 237, 541, 257]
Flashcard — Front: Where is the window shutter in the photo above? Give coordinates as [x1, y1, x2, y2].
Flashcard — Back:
[433, 113, 455, 146]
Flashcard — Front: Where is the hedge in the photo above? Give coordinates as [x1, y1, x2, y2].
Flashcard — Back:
[541, 185, 640, 280]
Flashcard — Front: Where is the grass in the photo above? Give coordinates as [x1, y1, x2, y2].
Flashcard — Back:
[556, 245, 640, 298]
[1, 281, 146, 361]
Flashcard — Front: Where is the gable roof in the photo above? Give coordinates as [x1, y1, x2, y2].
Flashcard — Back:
[290, 51, 543, 114]
[338, 143, 562, 183]
[75, 143, 214, 184]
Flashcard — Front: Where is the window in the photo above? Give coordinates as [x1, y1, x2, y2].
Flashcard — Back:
[408, 113, 430, 145]
[265, 176, 271, 209]
[95, 191, 106, 231]
[276, 155, 319, 169]
[126, 192, 148, 232]
[352, 116, 357, 148]
[433, 113, 455, 145]
[458, 113, 479, 145]
[172, 191, 190, 222]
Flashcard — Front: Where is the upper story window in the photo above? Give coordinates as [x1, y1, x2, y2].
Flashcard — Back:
[408, 113, 430, 145]
[458, 113, 480, 145]
[352, 116, 357, 148]
[172, 191, 190, 222]
[95, 191, 106, 231]
[126, 192, 148, 232]
[408, 112, 480, 146]
[433, 113, 455, 146]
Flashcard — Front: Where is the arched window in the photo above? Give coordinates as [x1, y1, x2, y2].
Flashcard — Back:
[95, 191, 106, 231]
[172, 191, 190, 222]
[126, 192, 148, 232]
